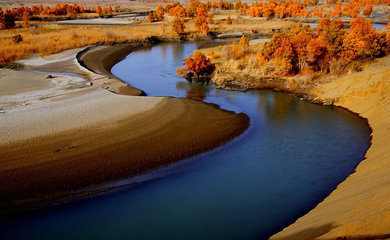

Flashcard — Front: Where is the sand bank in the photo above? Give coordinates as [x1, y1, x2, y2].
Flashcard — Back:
[270, 56, 390, 239]
[0, 45, 249, 217]
[77, 44, 147, 96]
[0, 69, 51, 96]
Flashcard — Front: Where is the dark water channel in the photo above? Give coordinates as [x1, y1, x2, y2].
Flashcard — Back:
[0, 42, 371, 240]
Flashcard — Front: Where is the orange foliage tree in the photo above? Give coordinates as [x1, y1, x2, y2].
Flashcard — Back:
[194, 6, 209, 33]
[260, 17, 389, 75]
[288, 23, 316, 70]
[22, 11, 29, 28]
[362, 3, 373, 16]
[239, 35, 249, 48]
[96, 6, 102, 16]
[178, 50, 215, 80]
[156, 5, 164, 21]
[168, 4, 187, 20]
[172, 17, 185, 35]
[231, 41, 244, 59]
[347, 17, 388, 58]
[306, 38, 326, 66]
[0, 10, 15, 29]
[226, 15, 232, 24]
[317, 17, 346, 60]
[148, 12, 156, 22]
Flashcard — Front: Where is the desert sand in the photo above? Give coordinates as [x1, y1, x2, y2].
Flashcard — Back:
[271, 56, 390, 239]
[0, 45, 249, 217]
[0, 69, 51, 96]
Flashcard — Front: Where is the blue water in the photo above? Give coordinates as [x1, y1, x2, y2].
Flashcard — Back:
[372, 23, 387, 29]
[0, 42, 371, 240]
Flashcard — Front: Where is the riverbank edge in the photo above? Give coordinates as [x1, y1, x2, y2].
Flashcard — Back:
[210, 57, 390, 238]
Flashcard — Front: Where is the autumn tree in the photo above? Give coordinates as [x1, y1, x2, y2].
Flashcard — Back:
[106, 5, 113, 15]
[289, 23, 316, 71]
[148, 12, 156, 22]
[317, 17, 346, 60]
[156, 5, 164, 21]
[208, 13, 214, 24]
[239, 35, 249, 47]
[96, 6, 102, 16]
[231, 41, 244, 59]
[306, 38, 327, 69]
[341, 35, 365, 63]
[363, 3, 373, 16]
[194, 6, 209, 33]
[348, 17, 388, 58]
[257, 53, 268, 66]
[332, 4, 341, 17]
[23, 11, 29, 28]
[0, 10, 5, 29]
[0, 10, 15, 29]
[172, 16, 185, 35]
[169, 4, 187, 20]
[182, 50, 215, 79]
[226, 15, 232, 24]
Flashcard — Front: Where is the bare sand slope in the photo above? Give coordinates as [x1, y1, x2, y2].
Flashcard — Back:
[0, 69, 51, 96]
[271, 56, 390, 239]
[17, 47, 89, 75]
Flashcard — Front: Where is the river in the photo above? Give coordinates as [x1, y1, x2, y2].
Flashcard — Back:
[0, 41, 371, 240]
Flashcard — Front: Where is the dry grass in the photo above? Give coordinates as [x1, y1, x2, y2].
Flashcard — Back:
[0, 16, 292, 66]
[0, 24, 165, 65]
[202, 42, 265, 75]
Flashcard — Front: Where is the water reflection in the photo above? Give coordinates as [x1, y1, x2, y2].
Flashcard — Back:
[176, 80, 210, 101]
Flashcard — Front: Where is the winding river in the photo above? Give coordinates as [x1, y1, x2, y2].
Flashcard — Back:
[0, 42, 371, 240]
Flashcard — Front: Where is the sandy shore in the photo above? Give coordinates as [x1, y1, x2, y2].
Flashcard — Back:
[0, 69, 51, 96]
[270, 56, 390, 239]
[0, 45, 249, 217]
[77, 44, 148, 96]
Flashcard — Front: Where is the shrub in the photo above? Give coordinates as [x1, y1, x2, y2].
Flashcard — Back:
[12, 34, 23, 43]
[350, 61, 363, 72]
[172, 17, 185, 35]
[257, 53, 267, 66]
[329, 60, 346, 75]
[179, 50, 215, 80]
[226, 15, 232, 25]
[231, 41, 244, 59]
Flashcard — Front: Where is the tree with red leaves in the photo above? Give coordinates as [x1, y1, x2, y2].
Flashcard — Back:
[180, 50, 215, 80]
[156, 5, 164, 21]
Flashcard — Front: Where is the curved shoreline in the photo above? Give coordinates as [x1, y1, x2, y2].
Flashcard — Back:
[211, 55, 390, 238]
[76, 43, 150, 96]
[81, 42, 385, 239]
[0, 43, 249, 218]
[1, 39, 388, 238]
[269, 56, 390, 239]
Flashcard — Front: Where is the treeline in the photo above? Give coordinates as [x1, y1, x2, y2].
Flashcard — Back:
[149, 0, 388, 32]
[247, 0, 313, 18]
[147, 1, 215, 34]
[179, 16, 390, 79]
[246, 0, 384, 19]
[0, 4, 114, 29]
[258, 17, 390, 75]
[149, 0, 242, 23]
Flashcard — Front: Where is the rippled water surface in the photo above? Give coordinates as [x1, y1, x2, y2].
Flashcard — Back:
[0, 42, 371, 240]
